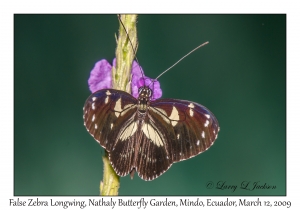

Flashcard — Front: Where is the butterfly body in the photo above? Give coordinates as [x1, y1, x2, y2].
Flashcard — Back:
[83, 87, 219, 181]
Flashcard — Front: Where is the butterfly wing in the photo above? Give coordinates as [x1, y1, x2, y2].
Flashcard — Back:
[149, 98, 220, 163]
[84, 89, 220, 180]
[133, 114, 173, 180]
[83, 89, 139, 175]
[134, 98, 220, 180]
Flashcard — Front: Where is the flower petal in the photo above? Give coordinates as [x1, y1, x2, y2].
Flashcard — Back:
[88, 58, 162, 100]
[88, 59, 112, 93]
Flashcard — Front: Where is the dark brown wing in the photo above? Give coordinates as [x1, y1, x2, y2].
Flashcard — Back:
[107, 111, 174, 180]
[83, 89, 139, 175]
[133, 114, 173, 181]
[133, 98, 220, 181]
[149, 98, 220, 163]
[84, 89, 220, 180]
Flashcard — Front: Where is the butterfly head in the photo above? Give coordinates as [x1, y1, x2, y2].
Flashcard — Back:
[137, 86, 152, 112]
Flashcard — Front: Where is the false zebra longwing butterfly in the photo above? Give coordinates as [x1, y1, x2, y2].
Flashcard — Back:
[83, 17, 219, 181]
[83, 85, 219, 181]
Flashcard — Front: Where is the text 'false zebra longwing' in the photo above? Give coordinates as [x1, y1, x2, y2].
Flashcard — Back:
[83, 86, 219, 181]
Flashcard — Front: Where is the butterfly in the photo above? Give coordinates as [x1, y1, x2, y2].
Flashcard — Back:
[83, 84, 220, 181]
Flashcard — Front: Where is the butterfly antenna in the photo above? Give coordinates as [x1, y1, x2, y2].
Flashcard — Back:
[154, 41, 209, 81]
[117, 15, 145, 82]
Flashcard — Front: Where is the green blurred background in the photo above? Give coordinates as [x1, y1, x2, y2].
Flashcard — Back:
[14, 14, 286, 196]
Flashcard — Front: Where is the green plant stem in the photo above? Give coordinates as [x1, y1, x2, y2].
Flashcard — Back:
[113, 14, 138, 92]
[100, 14, 138, 196]
[100, 151, 120, 195]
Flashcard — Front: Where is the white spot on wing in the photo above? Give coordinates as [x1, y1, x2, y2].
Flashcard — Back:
[111, 123, 113, 129]
[204, 120, 209, 127]
[105, 96, 109, 104]
[95, 124, 98, 129]
[114, 98, 122, 111]
[169, 106, 179, 126]
[188, 103, 195, 108]
[189, 109, 194, 117]
[197, 140, 200, 145]
[114, 98, 122, 117]
[106, 90, 111, 95]
[92, 102, 95, 110]
[177, 133, 180, 139]
[92, 114, 95, 122]
[205, 114, 211, 119]
[92, 97, 96, 101]
[202, 131, 205, 138]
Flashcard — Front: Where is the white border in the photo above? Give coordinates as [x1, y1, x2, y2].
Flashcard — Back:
[1, 0, 299, 209]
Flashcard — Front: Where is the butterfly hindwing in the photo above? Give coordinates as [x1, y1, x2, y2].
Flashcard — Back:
[109, 118, 137, 176]
[134, 115, 173, 180]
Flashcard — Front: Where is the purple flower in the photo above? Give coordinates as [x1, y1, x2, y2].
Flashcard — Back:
[88, 59, 162, 100]
[88, 59, 112, 93]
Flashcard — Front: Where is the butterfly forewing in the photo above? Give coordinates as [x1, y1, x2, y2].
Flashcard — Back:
[83, 89, 137, 152]
[149, 99, 219, 163]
